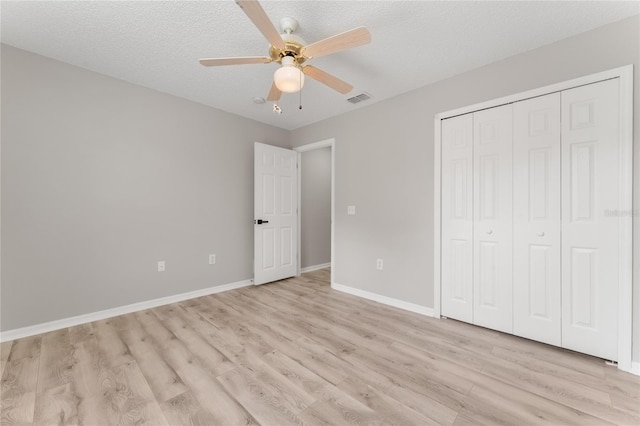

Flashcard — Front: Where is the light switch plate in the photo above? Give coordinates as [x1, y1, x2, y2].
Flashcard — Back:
[347, 205, 356, 215]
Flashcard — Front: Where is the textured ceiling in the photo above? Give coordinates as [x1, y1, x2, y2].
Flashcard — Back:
[1, 1, 638, 130]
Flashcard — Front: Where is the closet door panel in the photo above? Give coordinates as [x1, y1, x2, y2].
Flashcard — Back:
[441, 114, 474, 323]
[561, 79, 619, 361]
[473, 104, 513, 333]
[513, 93, 561, 346]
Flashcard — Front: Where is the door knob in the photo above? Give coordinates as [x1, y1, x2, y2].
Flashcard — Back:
[486, 229, 493, 235]
[255, 219, 269, 225]
[537, 231, 545, 237]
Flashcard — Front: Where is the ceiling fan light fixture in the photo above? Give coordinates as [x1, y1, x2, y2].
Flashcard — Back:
[199, 2, 372, 101]
[274, 56, 304, 93]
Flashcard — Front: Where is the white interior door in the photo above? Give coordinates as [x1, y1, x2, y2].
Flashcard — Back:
[561, 79, 619, 360]
[254, 142, 298, 285]
[513, 93, 562, 346]
[441, 114, 474, 323]
[473, 104, 513, 334]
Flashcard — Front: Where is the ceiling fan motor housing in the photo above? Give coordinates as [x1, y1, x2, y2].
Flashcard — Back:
[269, 19, 307, 65]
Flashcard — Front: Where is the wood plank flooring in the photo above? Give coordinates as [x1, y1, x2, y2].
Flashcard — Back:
[1, 268, 639, 425]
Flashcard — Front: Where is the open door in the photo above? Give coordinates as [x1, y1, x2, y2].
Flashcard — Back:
[254, 142, 298, 285]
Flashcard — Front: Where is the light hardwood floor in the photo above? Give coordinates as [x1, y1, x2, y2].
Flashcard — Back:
[1, 268, 639, 425]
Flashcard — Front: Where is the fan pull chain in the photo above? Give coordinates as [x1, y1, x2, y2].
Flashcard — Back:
[299, 70, 303, 110]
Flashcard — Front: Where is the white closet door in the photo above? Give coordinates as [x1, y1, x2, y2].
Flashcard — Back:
[561, 79, 619, 361]
[473, 104, 513, 333]
[513, 93, 561, 346]
[441, 114, 474, 323]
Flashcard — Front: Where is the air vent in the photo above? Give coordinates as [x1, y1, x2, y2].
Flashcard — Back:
[346, 92, 372, 104]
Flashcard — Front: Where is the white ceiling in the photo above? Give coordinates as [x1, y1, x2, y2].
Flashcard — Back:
[1, 1, 638, 130]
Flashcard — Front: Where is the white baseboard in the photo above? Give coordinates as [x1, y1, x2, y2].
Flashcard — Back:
[332, 282, 434, 317]
[0, 279, 253, 342]
[631, 361, 640, 376]
[300, 262, 331, 274]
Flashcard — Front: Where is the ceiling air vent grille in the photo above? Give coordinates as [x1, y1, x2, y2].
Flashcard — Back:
[347, 92, 372, 104]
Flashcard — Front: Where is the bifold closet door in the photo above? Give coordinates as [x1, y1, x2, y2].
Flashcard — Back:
[513, 93, 562, 346]
[561, 79, 619, 361]
[473, 104, 513, 333]
[441, 114, 474, 323]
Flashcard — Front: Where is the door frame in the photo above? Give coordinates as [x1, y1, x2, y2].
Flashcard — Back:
[433, 65, 634, 373]
[294, 138, 335, 286]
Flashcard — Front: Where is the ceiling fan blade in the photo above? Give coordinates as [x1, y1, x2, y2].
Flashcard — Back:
[199, 56, 272, 67]
[302, 27, 371, 59]
[302, 65, 353, 94]
[267, 81, 282, 101]
[235, 0, 285, 50]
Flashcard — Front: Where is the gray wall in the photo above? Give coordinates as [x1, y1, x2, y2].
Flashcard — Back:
[1, 45, 290, 331]
[291, 15, 640, 361]
[300, 147, 331, 269]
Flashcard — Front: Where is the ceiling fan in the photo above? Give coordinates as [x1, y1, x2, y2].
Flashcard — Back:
[199, 0, 371, 102]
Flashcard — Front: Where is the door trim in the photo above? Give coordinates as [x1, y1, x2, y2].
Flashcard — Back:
[294, 138, 335, 287]
[433, 65, 634, 373]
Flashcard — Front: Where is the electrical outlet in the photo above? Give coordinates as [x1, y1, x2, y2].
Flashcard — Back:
[376, 258, 383, 270]
[209, 254, 216, 265]
[157, 261, 165, 272]
[347, 205, 356, 215]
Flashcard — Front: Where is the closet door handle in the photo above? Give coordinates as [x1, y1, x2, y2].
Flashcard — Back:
[537, 231, 545, 237]
[486, 229, 493, 235]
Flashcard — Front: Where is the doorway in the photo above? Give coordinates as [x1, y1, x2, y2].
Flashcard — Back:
[295, 139, 335, 285]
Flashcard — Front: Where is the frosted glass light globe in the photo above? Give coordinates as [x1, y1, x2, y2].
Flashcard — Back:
[274, 56, 305, 93]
